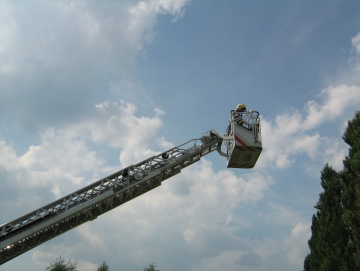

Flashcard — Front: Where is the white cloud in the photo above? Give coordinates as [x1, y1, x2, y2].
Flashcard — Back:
[190, 221, 310, 271]
[32, 235, 100, 270]
[0, 136, 18, 171]
[128, 0, 190, 46]
[258, 31, 360, 170]
[0, 0, 189, 78]
[283, 223, 311, 266]
[321, 138, 348, 169]
[258, 83, 360, 169]
[0, 0, 191, 132]
[302, 84, 360, 130]
[191, 238, 287, 271]
[263, 203, 307, 227]
[0, 130, 108, 203]
[61, 100, 172, 166]
[0, 132, 111, 231]
[352, 32, 360, 54]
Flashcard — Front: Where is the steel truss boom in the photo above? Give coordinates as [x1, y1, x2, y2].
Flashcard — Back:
[0, 130, 223, 265]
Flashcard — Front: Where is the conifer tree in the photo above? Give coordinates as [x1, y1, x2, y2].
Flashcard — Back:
[97, 261, 110, 271]
[45, 256, 78, 271]
[304, 111, 360, 271]
[143, 263, 160, 271]
[304, 165, 348, 271]
[341, 111, 360, 268]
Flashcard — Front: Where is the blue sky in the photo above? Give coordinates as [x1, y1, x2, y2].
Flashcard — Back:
[1, 1, 360, 270]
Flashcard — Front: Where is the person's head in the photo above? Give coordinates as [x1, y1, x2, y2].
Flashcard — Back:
[236, 103, 246, 112]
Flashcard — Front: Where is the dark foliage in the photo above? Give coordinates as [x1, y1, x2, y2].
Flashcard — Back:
[341, 111, 360, 268]
[45, 256, 78, 271]
[304, 165, 350, 271]
[143, 263, 160, 271]
[97, 261, 110, 271]
[304, 111, 360, 271]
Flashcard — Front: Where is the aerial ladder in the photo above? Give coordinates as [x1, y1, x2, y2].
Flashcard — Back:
[0, 108, 262, 265]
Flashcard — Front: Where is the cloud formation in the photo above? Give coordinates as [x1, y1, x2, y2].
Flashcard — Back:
[61, 100, 173, 166]
[0, 0, 190, 132]
[259, 83, 360, 169]
[352, 32, 360, 54]
[284, 223, 311, 266]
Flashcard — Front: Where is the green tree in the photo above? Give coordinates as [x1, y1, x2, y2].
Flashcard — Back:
[143, 263, 160, 271]
[304, 165, 349, 271]
[45, 256, 78, 271]
[341, 111, 360, 268]
[304, 111, 360, 271]
[97, 261, 110, 271]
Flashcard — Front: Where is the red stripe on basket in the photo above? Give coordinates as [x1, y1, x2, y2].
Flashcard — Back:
[235, 135, 247, 146]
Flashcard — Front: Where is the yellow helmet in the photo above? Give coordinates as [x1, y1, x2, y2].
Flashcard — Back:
[236, 103, 246, 111]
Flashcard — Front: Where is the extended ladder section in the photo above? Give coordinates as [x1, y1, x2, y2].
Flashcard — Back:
[0, 131, 223, 265]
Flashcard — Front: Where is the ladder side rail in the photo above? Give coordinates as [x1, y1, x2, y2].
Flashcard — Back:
[0, 136, 222, 264]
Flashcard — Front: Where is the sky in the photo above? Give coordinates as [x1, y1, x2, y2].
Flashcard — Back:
[0, 0, 360, 270]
